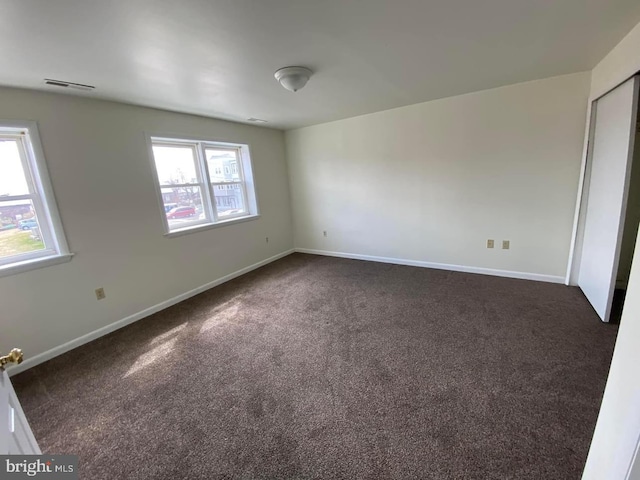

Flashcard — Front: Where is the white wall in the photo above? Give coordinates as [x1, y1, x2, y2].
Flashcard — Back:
[583, 19, 640, 480]
[583, 226, 640, 480]
[591, 21, 640, 101]
[286, 72, 590, 279]
[0, 87, 293, 365]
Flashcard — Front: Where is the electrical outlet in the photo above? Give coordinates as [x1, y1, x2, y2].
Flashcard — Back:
[323, 230, 328, 237]
[487, 239, 494, 249]
[95, 287, 106, 300]
[502, 240, 510, 250]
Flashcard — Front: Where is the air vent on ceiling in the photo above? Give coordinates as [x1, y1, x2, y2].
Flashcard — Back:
[247, 117, 267, 123]
[44, 78, 95, 92]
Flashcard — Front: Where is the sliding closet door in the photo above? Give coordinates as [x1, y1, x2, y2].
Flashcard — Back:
[578, 76, 639, 322]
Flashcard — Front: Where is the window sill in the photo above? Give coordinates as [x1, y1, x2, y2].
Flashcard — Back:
[164, 214, 260, 238]
[0, 253, 74, 278]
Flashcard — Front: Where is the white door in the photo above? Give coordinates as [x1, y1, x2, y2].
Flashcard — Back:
[0, 350, 41, 454]
[579, 76, 640, 322]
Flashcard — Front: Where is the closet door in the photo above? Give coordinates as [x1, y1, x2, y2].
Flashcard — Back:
[578, 76, 639, 322]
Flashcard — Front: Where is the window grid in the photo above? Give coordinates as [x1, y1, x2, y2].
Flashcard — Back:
[204, 145, 250, 221]
[154, 142, 210, 229]
[0, 136, 47, 265]
[0, 121, 70, 273]
[150, 137, 256, 234]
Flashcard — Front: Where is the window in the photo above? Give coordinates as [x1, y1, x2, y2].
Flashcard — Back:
[149, 136, 259, 234]
[0, 121, 71, 275]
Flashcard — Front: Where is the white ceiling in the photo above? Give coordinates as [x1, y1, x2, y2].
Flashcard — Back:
[2, 0, 640, 130]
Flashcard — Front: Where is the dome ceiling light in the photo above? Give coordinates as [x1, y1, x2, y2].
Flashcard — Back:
[274, 66, 313, 93]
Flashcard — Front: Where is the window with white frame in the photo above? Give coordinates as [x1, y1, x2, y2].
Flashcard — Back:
[149, 136, 259, 234]
[0, 121, 71, 275]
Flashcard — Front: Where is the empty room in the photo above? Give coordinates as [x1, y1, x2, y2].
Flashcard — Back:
[2, 1, 640, 479]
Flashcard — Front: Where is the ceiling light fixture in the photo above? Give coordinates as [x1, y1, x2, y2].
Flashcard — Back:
[274, 66, 313, 93]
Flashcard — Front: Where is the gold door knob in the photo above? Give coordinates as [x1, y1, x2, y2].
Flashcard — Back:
[0, 348, 23, 370]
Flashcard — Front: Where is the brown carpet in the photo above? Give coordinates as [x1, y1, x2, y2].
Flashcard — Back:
[12, 253, 618, 479]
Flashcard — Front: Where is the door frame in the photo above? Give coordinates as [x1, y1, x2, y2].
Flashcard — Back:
[565, 73, 640, 289]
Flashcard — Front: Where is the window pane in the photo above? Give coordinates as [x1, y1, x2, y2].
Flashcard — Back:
[213, 184, 246, 218]
[163, 187, 206, 231]
[0, 139, 29, 196]
[0, 200, 45, 260]
[206, 149, 241, 183]
[152, 145, 198, 185]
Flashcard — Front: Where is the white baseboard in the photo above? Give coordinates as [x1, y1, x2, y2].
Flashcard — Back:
[8, 249, 295, 377]
[295, 248, 565, 284]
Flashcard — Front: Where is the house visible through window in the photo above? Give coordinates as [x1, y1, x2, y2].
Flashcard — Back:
[149, 136, 258, 234]
[0, 121, 71, 275]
